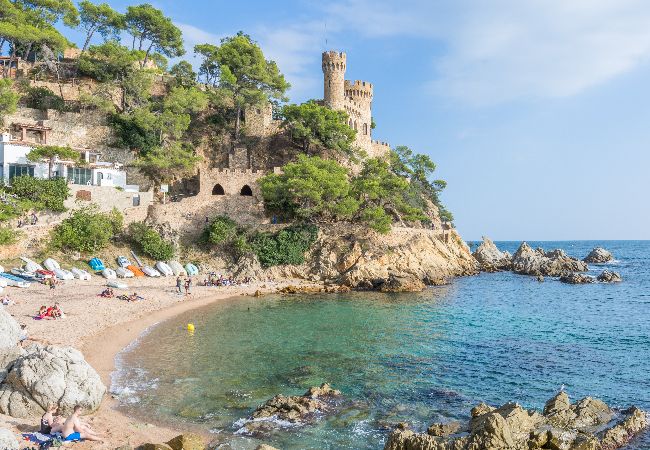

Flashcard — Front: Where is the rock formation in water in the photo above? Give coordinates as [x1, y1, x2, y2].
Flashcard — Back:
[597, 270, 622, 283]
[560, 273, 596, 284]
[234, 225, 478, 292]
[472, 236, 512, 272]
[584, 247, 614, 264]
[0, 307, 23, 349]
[383, 391, 647, 450]
[379, 274, 426, 293]
[239, 384, 342, 435]
[511, 242, 588, 277]
[0, 344, 106, 418]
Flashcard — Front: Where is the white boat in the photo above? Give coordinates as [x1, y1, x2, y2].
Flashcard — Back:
[43, 258, 61, 271]
[0, 278, 7, 288]
[11, 268, 37, 280]
[155, 261, 173, 277]
[116, 267, 134, 278]
[0, 265, 4, 273]
[102, 268, 117, 279]
[142, 266, 161, 277]
[71, 267, 91, 280]
[185, 263, 199, 276]
[107, 280, 128, 290]
[117, 256, 131, 268]
[20, 257, 44, 271]
[0, 273, 31, 288]
[53, 268, 74, 280]
[168, 261, 187, 276]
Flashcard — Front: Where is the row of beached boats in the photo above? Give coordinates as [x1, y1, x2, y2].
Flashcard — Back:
[0, 255, 201, 290]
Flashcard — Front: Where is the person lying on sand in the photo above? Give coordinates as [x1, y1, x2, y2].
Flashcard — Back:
[61, 405, 103, 442]
[51, 302, 64, 319]
[99, 288, 114, 298]
[128, 292, 144, 302]
[1, 294, 13, 306]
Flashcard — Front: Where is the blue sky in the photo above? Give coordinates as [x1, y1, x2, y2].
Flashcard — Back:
[64, 0, 650, 240]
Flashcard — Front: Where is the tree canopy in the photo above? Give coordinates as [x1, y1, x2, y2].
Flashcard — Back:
[78, 0, 125, 53]
[125, 3, 184, 68]
[0, 78, 19, 122]
[26, 145, 81, 178]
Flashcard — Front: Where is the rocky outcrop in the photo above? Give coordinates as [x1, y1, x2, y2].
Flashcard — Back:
[597, 270, 622, 283]
[0, 307, 23, 349]
[0, 344, 106, 418]
[0, 347, 25, 384]
[239, 384, 342, 435]
[512, 242, 588, 277]
[0, 428, 18, 450]
[427, 421, 462, 437]
[560, 273, 596, 284]
[383, 391, 647, 450]
[379, 274, 426, 293]
[165, 433, 205, 450]
[472, 237, 512, 271]
[584, 247, 614, 264]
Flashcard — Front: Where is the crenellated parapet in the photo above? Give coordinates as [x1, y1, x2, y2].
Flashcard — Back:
[345, 80, 373, 104]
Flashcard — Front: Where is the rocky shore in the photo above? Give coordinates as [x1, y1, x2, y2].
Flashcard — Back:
[384, 391, 648, 450]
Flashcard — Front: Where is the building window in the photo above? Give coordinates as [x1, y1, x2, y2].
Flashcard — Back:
[8, 164, 34, 180]
[68, 167, 92, 185]
[363, 123, 368, 135]
[240, 185, 253, 196]
[212, 184, 225, 195]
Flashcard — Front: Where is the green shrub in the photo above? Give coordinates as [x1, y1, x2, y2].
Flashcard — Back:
[24, 87, 66, 111]
[9, 176, 69, 212]
[0, 227, 22, 246]
[128, 222, 174, 260]
[51, 206, 123, 253]
[202, 216, 238, 245]
[249, 224, 318, 268]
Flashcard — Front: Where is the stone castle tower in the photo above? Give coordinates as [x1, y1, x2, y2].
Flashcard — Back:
[245, 50, 390, 160]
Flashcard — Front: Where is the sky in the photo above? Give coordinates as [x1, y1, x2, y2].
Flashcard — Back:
[62, 0, 650, 240]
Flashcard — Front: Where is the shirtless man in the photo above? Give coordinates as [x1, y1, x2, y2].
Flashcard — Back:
[61, 405, 103, 442]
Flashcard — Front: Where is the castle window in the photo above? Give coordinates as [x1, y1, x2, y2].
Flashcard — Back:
[354, 120, 358, 130]
[212, 184, 225, 195]
[363, 123, 368, 135]
[240, 185, 253, 196]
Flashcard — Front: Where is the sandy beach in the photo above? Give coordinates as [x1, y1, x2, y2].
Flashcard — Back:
[0, 275, 308, 448]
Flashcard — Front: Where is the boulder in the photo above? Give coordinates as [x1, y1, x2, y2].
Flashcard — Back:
[427, 421, 462, 436]
[165, 433, 205, 450]
[583, 247, 614, 264]
[379, 274, 426, 293]
[560, 273, 596, 284]
[597, 270, 622, 283]
[255, 446, 280, 450]
[140, 444, 173, 450]
[0, 344, 106, 418]
[382, 391, 646, 450]
[512, 242, 588, 277]
[0, 428, 18, 450]
[0, 346, 25, 384]
[0, 307, 23, 349]
[472, 237, 512, 271]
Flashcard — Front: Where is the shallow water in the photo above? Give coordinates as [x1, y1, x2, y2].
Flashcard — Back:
[112, 241, 650, 449]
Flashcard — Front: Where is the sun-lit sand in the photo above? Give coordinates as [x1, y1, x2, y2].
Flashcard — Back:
[0, 275, 310, 448]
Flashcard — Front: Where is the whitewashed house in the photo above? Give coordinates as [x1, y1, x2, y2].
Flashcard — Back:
[0, 133, 137, 191]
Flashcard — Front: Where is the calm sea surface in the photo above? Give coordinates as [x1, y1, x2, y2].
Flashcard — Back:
[112, 241, 650, 449]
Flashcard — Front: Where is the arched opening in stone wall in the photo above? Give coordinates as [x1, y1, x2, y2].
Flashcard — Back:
[354, 120, 358, 130]
[363, 123, 368, 135]
[212, 184, 225, 195]
[240, 185, 253, 196]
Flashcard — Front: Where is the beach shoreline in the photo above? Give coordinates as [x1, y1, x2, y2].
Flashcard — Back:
[0, 275, 311, 448]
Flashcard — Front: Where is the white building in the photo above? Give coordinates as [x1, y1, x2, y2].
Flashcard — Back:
[0, 133, 137, 191]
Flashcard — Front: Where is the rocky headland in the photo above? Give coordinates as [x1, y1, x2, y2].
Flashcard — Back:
[384, 391, 648, 450]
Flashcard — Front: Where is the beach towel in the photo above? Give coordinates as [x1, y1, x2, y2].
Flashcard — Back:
[22, 431, 63, 447]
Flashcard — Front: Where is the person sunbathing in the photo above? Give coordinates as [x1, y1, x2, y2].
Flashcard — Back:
[128, 292, 144, 302]
[61, 405, 103, 442]
[40, 404, 57, 434]
[36, 305, 48, 319]
[1, 295, 12, 306]
[50, 303, 64, 319]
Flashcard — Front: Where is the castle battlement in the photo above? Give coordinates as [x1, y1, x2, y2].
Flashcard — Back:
[345, 80, 373, 101]
[372, 140, 390, 147]
[207, 167, 278, 175]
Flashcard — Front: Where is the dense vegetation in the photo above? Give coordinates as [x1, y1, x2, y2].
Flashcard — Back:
[0, 177, 69, 222]
[127, 222, 174, 260]
[51, 206, 123, 253]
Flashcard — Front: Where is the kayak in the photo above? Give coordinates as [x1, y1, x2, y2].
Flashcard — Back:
[117, 256, 131, 268]
[142, 266, 161, 277]
[71, 267, 91, 280]
[20, 257, 44, 271]
[102, 268, 117, 279]
[168, 261, 187, 276]
[11, 268, 37, 281]
[54, 268, 74, 281]
[126, 265, 145, 277]
[116, 267, 134, 278]
[89, 258, 105, 271]
[155, 261, 174, 277]
[36, 269, 55, 279]
[0, 272, 31, 288]
[43, 258, 61, 271]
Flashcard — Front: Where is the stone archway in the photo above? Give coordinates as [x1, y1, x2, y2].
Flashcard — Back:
[212, 184, 225, 195]
[240, 185, 253, 196]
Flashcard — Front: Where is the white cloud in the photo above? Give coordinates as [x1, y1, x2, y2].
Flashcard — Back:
[322, 0, 650, 104]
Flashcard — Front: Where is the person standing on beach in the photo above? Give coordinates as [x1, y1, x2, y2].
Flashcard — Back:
[184, 277, 192, 295]
[176, 276, 183, 294]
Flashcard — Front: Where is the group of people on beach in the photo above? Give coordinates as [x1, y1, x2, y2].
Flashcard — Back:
[35, 303, 64, 320]
[40, 404, 103, 442]
[200, 273, 252, 287]
[176, 276, 193, 295]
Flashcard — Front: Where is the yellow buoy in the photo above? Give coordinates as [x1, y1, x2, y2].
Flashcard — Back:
[187, 323, 195, 332]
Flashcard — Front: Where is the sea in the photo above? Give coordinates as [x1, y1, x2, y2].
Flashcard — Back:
[110, 240, 650, 449]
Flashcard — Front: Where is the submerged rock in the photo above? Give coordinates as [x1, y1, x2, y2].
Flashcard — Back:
[560, 273, 597, 284]
[512, 242, 588, 277]
[472, 236, 512, 272]
[597, 270, 622, 283]
[0, 307, 23, 349]
[0, 344, 106, 418]
[383, 391, 647, 450]
[165, 433, 205, 450]
[379, 274, 426, 293]
[584, 247, 614, 264]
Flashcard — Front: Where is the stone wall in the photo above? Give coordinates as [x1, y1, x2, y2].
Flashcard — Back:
[64, 185, 154, 213]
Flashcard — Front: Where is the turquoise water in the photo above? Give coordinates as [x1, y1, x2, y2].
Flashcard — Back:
[112, 241, 650, 449]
